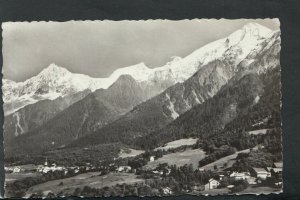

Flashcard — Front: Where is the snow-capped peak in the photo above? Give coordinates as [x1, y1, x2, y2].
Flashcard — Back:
[39, 63, 70, 76]
[226, 22, 273, 46]
[109, 62, 153, 82]
[169, 22, 274, 78]
[241, 22, 272, 37]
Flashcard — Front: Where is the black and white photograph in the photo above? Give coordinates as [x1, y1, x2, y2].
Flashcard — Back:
[2, 19, 282, 197]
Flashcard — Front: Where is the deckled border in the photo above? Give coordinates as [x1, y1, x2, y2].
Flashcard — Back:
[1, 18, 283, 198]
[1, 0, 300, 199]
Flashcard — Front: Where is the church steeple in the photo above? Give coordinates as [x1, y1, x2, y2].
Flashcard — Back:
[44, 157, 48, 166]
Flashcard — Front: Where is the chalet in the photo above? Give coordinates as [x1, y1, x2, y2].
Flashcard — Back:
[272, 168, 282, 174]
[229, 172, 250, 180]
[275, 181, 283, 187]
[204, 178, 220, 190]
[272, 162, 283, 168]
[36, 165, 44, 172]
[4, 167, 10, 173]
[251, 167, 270, 180]
[162, 187, 173, 195]
[12, 166, 21, 173]
[227, 185, 234, 189]
[198, 168, 205, 172]
[5, 166, 15, 173]
[271, 167, 282, 179]
[117, 166, 132, 172]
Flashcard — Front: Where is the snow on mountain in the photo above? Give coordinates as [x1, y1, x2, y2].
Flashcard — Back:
[109, 62, 153, 82]
[2, 22, 275, 115]
[2, 64, 110, 115]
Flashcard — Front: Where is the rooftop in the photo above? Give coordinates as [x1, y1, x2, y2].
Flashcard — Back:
[273, 162, 283, 168]
[252, 167, 268, 173]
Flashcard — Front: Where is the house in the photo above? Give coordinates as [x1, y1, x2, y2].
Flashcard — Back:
[230, 172, 250, 180]
[266, 162, 282, 179]
[4, 167, 11, 173]
[12, 166, 21, 173]
[41, 166, 51, 173]
[227, 185, 235, 189]
[219, 175, 224, 181]
[275, 182, 283, 187]
[271, 168, 282, 179]
[204, 178, 220, 190]
[272, 162, 283, 169]
[271, 168, 282, 174]
[162, 187, 172, 195]
[36, 165, 44, 172]
[117, 166, 132, 172]
[251, 168, 270, 180]
[150, 156, 155, 162]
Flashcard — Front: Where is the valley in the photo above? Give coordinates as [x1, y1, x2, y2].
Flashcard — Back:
[25, 172, 144, 197]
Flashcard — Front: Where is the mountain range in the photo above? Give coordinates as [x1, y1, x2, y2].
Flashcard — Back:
[69, 28, 280, 149]
[3, 22, 273, 114]
[3, 22, 281, 157]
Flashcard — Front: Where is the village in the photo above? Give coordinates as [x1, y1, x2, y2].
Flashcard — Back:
[5, 149, 283, 196]
[200, 161, 282, 193]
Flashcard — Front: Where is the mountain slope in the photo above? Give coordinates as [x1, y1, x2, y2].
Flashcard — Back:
[142, 66, 281, 150]
[68, 29, 280, 149]
[3, 89, 91, 142]
[138, 73, 264, 149]
[5, 75, 149, 156]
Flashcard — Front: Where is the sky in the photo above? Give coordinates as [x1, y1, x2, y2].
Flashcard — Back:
[2, 19, 280, 82]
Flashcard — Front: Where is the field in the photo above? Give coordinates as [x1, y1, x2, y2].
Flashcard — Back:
[154, 138, 198, 151]
[199, 188, 230, 195]
[119, 148, 145, 158]
[143, 148, 205, 170]
[248, 129, 269, 135]
[25, 172, 144, 197]
[5, 172, 40, 184]
[196, 186, 280, 195]
[200, 147, 257, 171]
[239, 186, 282, 194]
